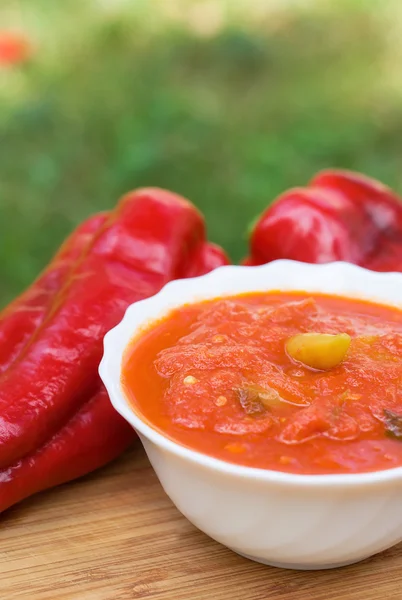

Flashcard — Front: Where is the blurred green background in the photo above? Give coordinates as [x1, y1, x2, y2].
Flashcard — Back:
[1, 0, 402, 306]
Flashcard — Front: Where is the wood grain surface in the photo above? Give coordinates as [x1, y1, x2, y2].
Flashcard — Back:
[1, 445, 402, 600]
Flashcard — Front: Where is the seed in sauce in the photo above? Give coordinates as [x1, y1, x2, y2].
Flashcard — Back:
[215, 395, 227, 406]
[225, 443, 246, 454]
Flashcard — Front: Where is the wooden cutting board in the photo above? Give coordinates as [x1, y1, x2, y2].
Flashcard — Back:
[1, 446, 401, 600]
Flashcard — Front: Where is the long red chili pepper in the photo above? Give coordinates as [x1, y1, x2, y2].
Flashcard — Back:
[245, 169, 402, 272]
[0, 243, 229, 513]
[0, 214, 108, 374]
[185, 242, 230, 277]
[0, 188, 207, 469]
[0, 388, 132, 512]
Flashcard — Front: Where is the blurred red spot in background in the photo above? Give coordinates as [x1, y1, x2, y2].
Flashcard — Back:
[0, 31, 31, 66]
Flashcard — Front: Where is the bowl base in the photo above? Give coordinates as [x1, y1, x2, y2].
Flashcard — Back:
[230, 549, 368, 571]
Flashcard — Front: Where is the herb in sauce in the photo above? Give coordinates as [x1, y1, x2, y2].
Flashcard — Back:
[235, 384, 281, 416]
[384, 409, 402, 440]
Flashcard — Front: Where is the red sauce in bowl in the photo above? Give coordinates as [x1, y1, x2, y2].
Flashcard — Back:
[122, 292, 402, 474]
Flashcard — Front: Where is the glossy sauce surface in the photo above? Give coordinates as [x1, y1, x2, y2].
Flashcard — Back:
[122, 292, 402, 474]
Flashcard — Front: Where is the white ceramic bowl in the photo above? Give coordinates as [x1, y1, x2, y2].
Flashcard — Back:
[99, 260, 402, 570]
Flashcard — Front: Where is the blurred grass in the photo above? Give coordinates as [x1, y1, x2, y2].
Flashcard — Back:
[1, 0, 402, 305]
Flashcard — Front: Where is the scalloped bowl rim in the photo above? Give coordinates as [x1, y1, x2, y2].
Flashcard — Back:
[99, 260, 402, 488]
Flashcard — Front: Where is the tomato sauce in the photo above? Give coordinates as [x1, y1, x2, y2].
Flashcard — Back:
[122, 292, 402, 474]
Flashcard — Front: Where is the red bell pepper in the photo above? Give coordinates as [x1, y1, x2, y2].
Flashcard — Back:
[0, 188, 229, 512]
[245, 169, 402, 272]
